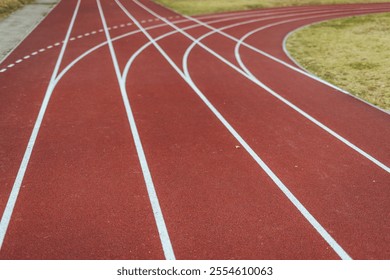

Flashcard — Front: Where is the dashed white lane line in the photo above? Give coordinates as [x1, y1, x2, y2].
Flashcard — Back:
[0, 20, 135, 73]
[0, 17, 169, 74]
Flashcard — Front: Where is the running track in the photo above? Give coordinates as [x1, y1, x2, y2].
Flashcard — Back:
[0, 0, 389, 260]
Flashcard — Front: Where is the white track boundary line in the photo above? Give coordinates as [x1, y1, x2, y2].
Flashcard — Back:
[96, 0, 175, 260]
[178, 9, 390, 174]
[0, 0, 81, 249]
[119, 0, 352, 259]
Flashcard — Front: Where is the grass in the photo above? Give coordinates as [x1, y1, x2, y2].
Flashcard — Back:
[0, 0, 34, 20]
[286, 12, 390, 110]
[153, 0, 390, 15]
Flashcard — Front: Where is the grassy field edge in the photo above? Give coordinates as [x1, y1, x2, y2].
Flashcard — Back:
[285, 12, 390, 111]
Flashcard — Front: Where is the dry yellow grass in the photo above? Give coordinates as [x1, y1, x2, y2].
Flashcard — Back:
[0, 0, 34, 19]
[286, 12, 390, 110]
[154, 0, 390, 15]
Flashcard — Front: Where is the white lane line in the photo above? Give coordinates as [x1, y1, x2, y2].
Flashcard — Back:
[15, 59, 22, 64]
[0, 68, 6, 72]
[54, 42, 61, 46]
[122, 0, 352, 260]
[24, 56, 30, 59]
[31, 51, 38, 56]
[7, 64, 15, 68]
[0, 0, 81, 250]
[96, 0, 175, 261]
[128, 0, 351, 259]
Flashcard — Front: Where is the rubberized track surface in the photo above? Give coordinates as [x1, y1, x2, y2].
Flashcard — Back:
[0, 0, 389, 260]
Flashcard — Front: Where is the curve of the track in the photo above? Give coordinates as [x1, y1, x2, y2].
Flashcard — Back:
[0, 0, 389, 259]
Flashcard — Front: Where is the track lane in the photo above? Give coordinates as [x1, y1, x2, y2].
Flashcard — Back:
[0, 0, 80, 231]
[0, 0, 82, 250]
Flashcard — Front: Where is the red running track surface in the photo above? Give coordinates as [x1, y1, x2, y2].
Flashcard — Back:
[0, 0, 389, 260]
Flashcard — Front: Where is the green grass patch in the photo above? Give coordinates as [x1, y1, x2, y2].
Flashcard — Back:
[153, 0, 390, 15]
[286, 12, 390, 110]
[0, 0, 34, 20]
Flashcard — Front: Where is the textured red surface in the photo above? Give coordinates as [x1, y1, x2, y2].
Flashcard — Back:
[0, 0, 389, 259]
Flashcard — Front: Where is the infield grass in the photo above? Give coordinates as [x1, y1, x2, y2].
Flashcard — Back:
[286, 12, 390, 110]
